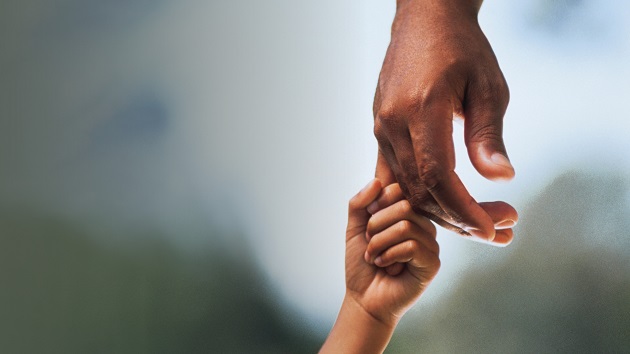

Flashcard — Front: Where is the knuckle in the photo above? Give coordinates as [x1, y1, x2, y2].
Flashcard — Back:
[373, 119, 388, 142]
[426, 240, 440, 258]
[418, 162, 445, 192]
[405, 239, 419, 253]
[432, 257, 442, 271]
[398, 200, 413, 216]
[366, 217, 377, 233]
[348, 196, 361, 211]
[366, 241, 377, 256]
[474, 75, 510, 109]
[469, 123, 503, 144]
[382, 187, 396, 203]
[499, 79, 510, 106]
[491, 74, 510, 101]
[405, 87, 446, 114]
[398, 220, 413, 234]
[391, 182, 403, 195]
[374, 101, 400, 126]
[381, 185, 399, 206]
[375, 86, 446, 124]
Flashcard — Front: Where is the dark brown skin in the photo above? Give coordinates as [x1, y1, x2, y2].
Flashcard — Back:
[374, 0, 517, 243]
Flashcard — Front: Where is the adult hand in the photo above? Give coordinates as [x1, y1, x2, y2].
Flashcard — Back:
[373, 0, 515, 241]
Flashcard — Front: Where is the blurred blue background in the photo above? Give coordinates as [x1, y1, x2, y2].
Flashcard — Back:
[1, 0, 629, 352]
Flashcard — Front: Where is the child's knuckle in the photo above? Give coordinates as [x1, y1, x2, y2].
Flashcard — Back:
[366, 242, 377, 256]
[398, 220, 413, 234]
[398, 200, 412, 215]
[405, 240, 418, 254]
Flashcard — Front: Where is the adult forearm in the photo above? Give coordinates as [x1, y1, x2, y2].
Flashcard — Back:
[395, 0, 483, 24]
[396, 0, 483, 12]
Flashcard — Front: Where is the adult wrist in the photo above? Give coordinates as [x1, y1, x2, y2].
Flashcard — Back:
[395, 0, 482, 22]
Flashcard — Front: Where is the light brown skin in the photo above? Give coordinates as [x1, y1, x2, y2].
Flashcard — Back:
[374, 0, 517, 242]
[320, 179, 517, 353]
[320, 179, 440, 354]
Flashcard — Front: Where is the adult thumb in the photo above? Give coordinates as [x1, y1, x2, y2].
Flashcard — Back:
[464, 81, 515, 182]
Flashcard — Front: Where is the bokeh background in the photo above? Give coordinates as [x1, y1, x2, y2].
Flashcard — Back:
[1, 0, 629, 352]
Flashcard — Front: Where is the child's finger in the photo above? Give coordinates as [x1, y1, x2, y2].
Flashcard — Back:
[366, 199, 436, 240]
[373, 239, 441, 272]
[364, 220, 439, 264]
[347, 179, 382, 235]
[366, 183, 405, 215]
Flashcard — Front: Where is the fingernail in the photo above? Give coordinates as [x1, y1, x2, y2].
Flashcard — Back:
[367, 201, 379, 214]
[364, 250, 371, 263]
[374, 257, 383, 266]
[490, 152, 514, 171]
[496, 219, 516, 229]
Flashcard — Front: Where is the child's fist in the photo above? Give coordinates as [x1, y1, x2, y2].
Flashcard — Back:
[345, 180, 440, 325]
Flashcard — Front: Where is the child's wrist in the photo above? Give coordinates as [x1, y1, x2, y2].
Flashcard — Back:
[321, 295, 397, 354]
[342, 294, 399, 333]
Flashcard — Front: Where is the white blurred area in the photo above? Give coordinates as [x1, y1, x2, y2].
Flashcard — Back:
[2, 0, 630, 333]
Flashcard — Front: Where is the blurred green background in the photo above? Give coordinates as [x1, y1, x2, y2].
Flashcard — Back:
[1, 0, 629, 353]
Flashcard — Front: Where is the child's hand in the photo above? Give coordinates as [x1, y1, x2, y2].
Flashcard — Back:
[345, 179, 440, 326]
[321, 178, 517, 353]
